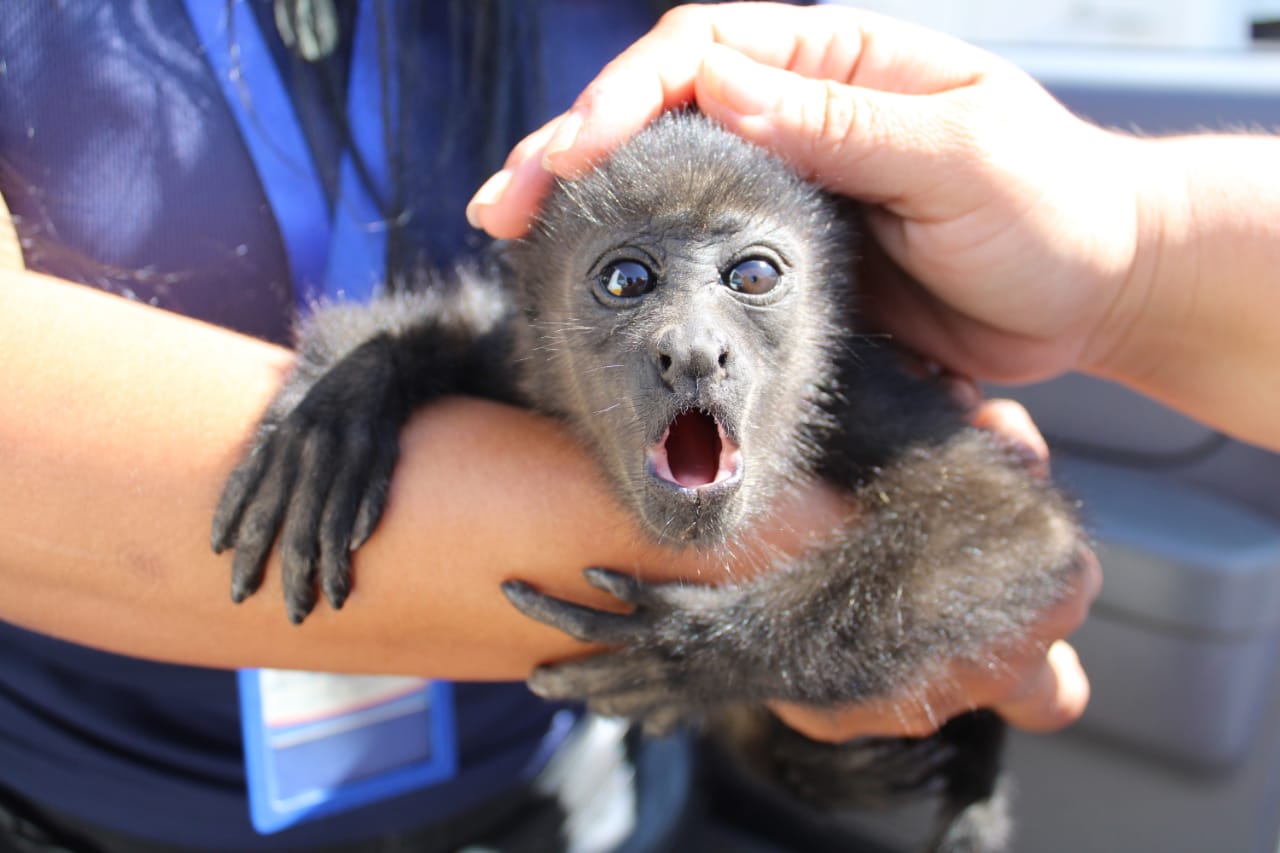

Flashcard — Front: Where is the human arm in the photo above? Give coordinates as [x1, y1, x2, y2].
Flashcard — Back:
[0, 267, 853, 679]
[469, 2, 1280, 454]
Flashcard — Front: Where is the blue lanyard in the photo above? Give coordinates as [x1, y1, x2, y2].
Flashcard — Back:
[184, 0, 392, 310]
[322, 0, 397, 306]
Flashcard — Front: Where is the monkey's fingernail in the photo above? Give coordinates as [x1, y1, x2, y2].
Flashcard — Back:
[466, 169, 513, 229]
[541, 111, 584, 172]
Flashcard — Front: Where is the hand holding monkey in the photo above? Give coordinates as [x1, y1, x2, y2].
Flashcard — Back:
[468, 3, 1139, 388]
[473, 1, 1280, 453]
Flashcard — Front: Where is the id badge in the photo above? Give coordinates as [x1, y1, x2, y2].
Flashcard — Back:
[238, 669, 457, 833]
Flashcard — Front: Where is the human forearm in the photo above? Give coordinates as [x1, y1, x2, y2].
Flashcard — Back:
[1086, 134, 1280, 451]
[1, 271, 840, 678]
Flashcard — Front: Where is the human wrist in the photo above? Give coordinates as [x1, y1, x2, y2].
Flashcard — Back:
[1077, 134, 1195, 386]
[1077, 132, 1280, 449]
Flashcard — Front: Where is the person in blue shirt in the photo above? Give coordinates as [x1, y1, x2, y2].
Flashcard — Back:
[0, 2, 1104, 851]
[0, 3, 718, 850]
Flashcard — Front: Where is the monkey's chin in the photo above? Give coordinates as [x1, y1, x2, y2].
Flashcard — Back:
[636, 473, 747, 546]
[640, 461, 746, 546]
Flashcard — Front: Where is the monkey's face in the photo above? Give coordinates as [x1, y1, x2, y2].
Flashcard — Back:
[514, 216, 845, 547]
[509, 112, 852, 546]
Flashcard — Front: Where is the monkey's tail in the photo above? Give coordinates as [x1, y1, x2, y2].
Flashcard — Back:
[926, 710, 1012, 853]
[715, 706, 1013, 852]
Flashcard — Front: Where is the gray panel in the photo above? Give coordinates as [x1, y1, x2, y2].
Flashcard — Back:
[1058, 457, 1280, 634]
[987, 375, 1216, 457]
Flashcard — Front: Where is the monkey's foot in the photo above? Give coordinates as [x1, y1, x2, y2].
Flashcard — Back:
[501, 568, 736, 727]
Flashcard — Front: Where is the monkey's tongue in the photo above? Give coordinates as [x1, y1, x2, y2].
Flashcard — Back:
[651, 411, 740, 489]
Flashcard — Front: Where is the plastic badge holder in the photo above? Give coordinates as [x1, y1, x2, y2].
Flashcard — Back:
[239, 669, 457, 833]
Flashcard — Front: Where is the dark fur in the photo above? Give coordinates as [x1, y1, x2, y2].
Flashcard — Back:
[213, 113, 1086, 852]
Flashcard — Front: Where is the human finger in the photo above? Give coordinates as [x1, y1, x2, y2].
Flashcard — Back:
[993, 639, 1090, 733]
[962, 546, 1101, 732]
[857, 233, 1084, 386]
[972, 398, 1051, 478]
[471, 3, 1004, 236]
[542, 4, 1001, 178]
[466, 116, 561, 238]
[694, 44, 1001, 213]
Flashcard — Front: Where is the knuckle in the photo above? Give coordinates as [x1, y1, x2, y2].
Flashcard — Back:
[801, 80, 862, 169]
[657, 3, 711, 34]
[282, 527, 316, 565]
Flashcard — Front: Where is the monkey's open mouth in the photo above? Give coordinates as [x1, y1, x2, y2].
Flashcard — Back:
[648, 410, 742, 490]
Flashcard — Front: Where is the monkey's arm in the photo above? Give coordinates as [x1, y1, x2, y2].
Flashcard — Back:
[503, 426, 1087, 722]
[212, 281, 519, 622]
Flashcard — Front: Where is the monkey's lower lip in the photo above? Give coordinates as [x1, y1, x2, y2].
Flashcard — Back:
[647, 410, 742, 490]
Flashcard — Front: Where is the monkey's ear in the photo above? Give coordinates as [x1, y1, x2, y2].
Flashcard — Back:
[489, 239, 526, 284]
[490, 239, 531, 304]
[485, 239, 514, 265]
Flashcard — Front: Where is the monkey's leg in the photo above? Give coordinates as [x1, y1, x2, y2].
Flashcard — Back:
[213, 286, 513, 622]
[504, 429, 1085, 712]
[506, 428, 1083, 850]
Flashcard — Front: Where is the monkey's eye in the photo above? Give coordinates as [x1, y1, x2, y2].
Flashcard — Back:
[598, 260, 655, 299]
[725, 259, 780, 295]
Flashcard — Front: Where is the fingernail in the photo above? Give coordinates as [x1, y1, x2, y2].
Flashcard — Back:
[542, 111, 584, 171]
[701, 45, 778, 117]
[466, 169, 513, 229]
[947, 376, 982, 410]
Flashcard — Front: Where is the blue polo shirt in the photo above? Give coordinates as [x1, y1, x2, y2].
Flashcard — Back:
[0, 2, 660, 848]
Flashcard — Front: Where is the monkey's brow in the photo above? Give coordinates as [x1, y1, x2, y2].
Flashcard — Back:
[701, 208, 795, 243]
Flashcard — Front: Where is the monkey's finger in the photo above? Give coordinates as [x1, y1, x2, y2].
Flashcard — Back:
[501, 581, 640, 644]
[581, 567, 650, 605]
[527, 661, 665, 709]
[526, 663, 588, 700]
[636, 705, 686, 736]
[211, 430, 276, 553]
[349, 424, 399, 551]
[278, 428, 340, 624]
[317, 417, 388, 608]
[229, 433, 300, 604]
[317, 518, 353, 613]
[316, 424, 378, 611]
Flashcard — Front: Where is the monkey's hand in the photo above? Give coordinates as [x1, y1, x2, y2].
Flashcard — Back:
[212, 336, 408, 624]
[502, 567, 773, 732]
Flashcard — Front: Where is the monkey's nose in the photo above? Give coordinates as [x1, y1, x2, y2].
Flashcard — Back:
[655, 325, 730, 387]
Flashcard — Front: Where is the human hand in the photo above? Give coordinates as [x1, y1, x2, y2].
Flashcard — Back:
[769, 397, 1101, 741]
[468, 2, 1145, 385]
